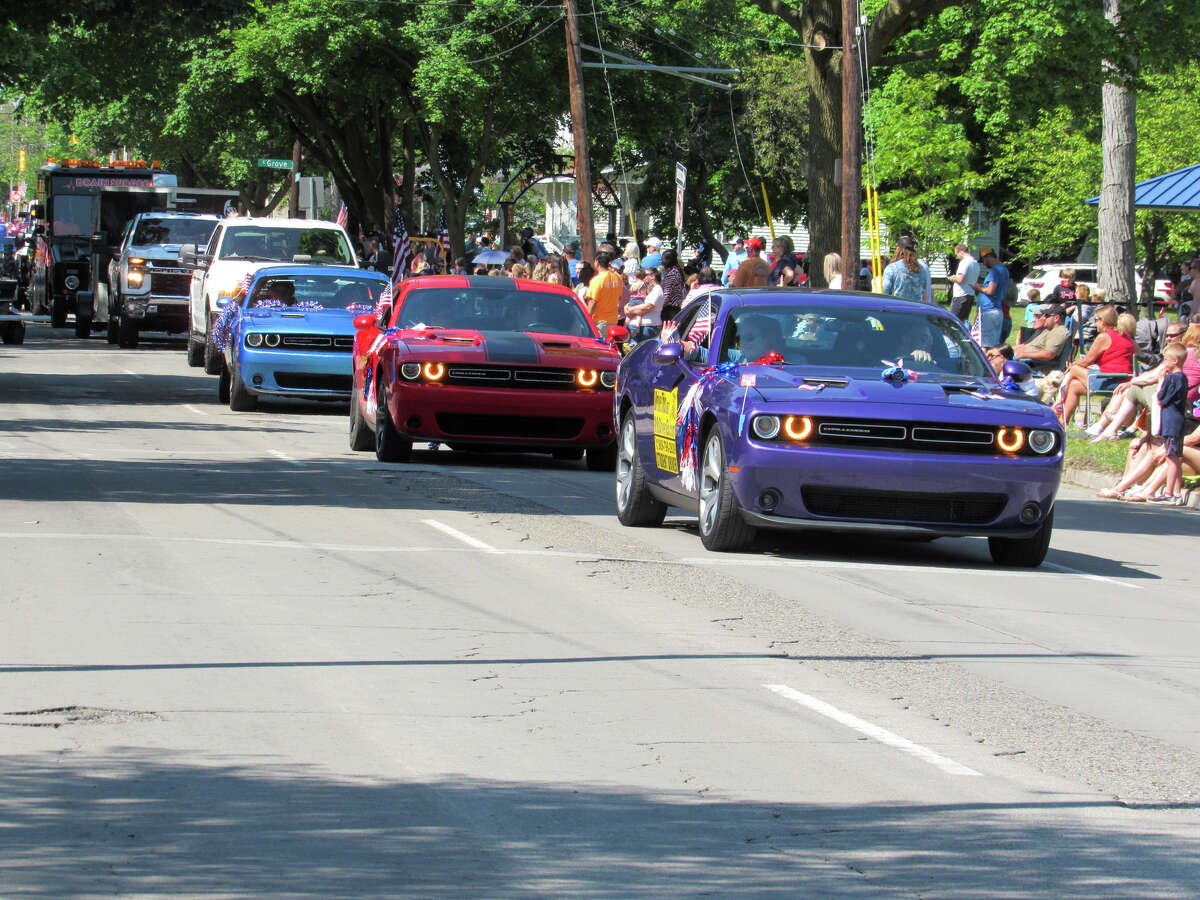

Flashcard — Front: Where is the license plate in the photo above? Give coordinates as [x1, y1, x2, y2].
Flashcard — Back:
[147, 304, 158, 313]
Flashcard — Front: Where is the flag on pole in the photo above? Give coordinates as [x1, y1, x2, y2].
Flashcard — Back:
[970, 308, 982, 346]
[390, 206, 410, 286]
[437, 208, 451, 256]
[335, 202, 347, 227]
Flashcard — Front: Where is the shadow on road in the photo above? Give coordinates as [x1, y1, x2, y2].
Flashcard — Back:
[0, 751, 1195, 896]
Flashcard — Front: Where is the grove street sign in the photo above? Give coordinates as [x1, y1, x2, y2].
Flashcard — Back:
[257, 158, 293, 170]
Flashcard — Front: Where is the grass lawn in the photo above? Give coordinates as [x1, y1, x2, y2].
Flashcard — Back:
[1065, 436, 1128, 476]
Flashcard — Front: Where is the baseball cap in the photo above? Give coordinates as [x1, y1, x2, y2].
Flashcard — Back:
[645, 236, 662, 248]
[896, 235, 915, 251]
[1042, 303, 1066, 318]
[747, 237, 764, 251]
[979, 245, 996, 258]
[733, 236, 744, 245]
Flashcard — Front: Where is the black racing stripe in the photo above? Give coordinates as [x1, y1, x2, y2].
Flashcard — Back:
[479, 331, 541, 364]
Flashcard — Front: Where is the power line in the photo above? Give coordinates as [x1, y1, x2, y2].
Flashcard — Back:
[464, 13, 564, 65]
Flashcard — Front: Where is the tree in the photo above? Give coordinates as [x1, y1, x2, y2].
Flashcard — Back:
[1097, 0, 1137, 308]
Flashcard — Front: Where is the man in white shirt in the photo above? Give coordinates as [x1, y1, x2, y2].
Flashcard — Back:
[947, 243, 979, 323]
[721, 236, 747, 286]
[625, 267, 664, 343]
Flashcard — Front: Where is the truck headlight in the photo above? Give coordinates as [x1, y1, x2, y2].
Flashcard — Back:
[127, 269, 144, 287]
[64, 275, 80, 290]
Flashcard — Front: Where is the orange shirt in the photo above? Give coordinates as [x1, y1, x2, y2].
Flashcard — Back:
[587, 269, 623, 323]
[732, 256, 770, 287]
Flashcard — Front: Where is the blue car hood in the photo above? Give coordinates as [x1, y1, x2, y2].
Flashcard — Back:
[243, 307, 357, 333]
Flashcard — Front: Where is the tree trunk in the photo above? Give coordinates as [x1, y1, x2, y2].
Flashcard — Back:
[1097, 0, 1138, 312]
[804, 0, 843, 288]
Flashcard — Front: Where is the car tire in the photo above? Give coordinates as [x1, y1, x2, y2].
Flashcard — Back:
[217, 364, 231, 404]
[615, 410, 667, 527]
[349, 391, 373, 451]
[1, 324, 24, 345]
[697, 428, 756, 552]
[186, 333, 205, 367]
[374, 378, 412, 463]
[228, 362, 256, 411]
[552, 448, 584, 461]
[585, 442, 618, 471]
[106, 314, 120, 344]
[204, 334, 223, 375]
[74, 313, 92, 338]
[988, 509, 1053, 567]
[51, 296, 67, 329]
[118, 316, 138, 348]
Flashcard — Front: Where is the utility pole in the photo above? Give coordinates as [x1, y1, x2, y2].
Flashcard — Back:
[289, 139, 301, 218]
[564, 0, 595, 263]
[840, 0, 862, 281]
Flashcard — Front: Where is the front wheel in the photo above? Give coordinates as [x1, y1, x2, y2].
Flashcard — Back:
[1, 324, 24, 345]
[585, 443, 618, 471]
[988, 509, 1054, 567]
[228, 362, 256, 411]
[697, 429, 756, 552]
[186, 333, 205, 367]
[615, 410, 666, 527]
[106, 311, 120, 344]
[217, 364, 230, 404]
[74, 314, 93, 339]
[203, 334, 223, 375]
[51, 296, 67, 329]
[349, 390, 373, 451]
[374, 381, 412, 462]
[118, 317, 139, 348]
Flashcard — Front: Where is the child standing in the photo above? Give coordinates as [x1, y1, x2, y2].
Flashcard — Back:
[1153, 342, 1189, 504]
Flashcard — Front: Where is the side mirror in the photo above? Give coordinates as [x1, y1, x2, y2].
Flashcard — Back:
[215, 297, 230, 309]
[653, 341, 684, 366]
[606, 325, 629, 344]
[353, 313, 376, 330]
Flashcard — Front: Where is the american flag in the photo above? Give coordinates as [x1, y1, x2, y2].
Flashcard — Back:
[335, 202, 347, 227]
[970, 308, 982, 346]
[686, 294, 713, 343]
[375, 282, 393, 320]
[390, 206, 410, 286]
[239, 270, 254, 296]
[437, 208, 451, 256]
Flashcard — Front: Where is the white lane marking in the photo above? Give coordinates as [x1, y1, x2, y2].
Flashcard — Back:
[121, 369, 144, 379]
[1042, 561, 1141, 591]
[269, 449, 304, 467]
[764, 683, 982, 777]
[422, 518, 499, 553]
[183, 404, 209, 417]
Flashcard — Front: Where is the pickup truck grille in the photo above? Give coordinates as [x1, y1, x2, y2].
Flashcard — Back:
[148, 272, 191, 297]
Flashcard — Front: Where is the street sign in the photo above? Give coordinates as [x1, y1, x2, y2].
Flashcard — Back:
[257, 158, 293, 170]
[675, 162, 687, 190]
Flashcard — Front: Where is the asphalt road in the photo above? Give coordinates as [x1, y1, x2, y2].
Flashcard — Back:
[2, 323, 1199, 898]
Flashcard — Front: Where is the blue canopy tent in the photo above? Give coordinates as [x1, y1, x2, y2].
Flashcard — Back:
[1086, 163, 1200, 211]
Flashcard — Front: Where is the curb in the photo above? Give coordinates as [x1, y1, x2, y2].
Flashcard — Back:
[1063, 464, 1200, 509]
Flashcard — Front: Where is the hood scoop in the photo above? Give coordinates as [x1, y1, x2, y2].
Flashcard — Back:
[281, 312, 306, 319]
[803, 376, 850, 388]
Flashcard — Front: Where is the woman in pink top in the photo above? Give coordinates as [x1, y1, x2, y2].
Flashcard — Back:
[1055, 305, 1136, 427]
[1182, 325, 1200, 410]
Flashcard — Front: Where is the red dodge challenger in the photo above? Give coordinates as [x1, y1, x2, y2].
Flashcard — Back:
[350, 275, 624, 468]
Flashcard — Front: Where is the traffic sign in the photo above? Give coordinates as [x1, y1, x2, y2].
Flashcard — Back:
[674, 187, 684, 230]
[675, 162, 687, 190]
[257, 158, 293, 170]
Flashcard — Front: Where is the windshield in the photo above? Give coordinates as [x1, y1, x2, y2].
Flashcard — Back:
[392, 286, 594, 337]
[247, 273, 388, 310]
[219, 226, 354, 264]
[51, 195, 92, 238]
[718, 303, 992, 377]
[133, 217, 217, 247]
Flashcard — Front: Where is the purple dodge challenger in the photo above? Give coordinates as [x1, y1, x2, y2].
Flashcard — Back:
[613, 288, 1063, 566]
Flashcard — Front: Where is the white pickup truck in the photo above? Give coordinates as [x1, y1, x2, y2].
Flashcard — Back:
[183, 217, 358, 372]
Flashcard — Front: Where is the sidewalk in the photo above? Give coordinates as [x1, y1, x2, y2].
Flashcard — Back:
[1062, 463, 1200, 509]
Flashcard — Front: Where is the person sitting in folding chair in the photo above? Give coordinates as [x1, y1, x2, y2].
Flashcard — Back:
[1050, 305, 1136, 427]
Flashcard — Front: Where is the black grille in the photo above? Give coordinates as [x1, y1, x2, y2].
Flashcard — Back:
[440, 364, 588, 390]
[278, 334, 353, 352]
[818, 421, 907, 441]
[448, 366, 512, 382]
[435, 413, 584, 439]
[911, 426, 995, 446]
[801, 487, 1007, 525]
[273, 373, 352, 391]
[784, 417, 1015, 454]
[148, 272, 191, 297]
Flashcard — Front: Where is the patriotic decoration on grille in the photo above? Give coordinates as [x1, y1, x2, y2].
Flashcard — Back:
[391, 207, 410, 285]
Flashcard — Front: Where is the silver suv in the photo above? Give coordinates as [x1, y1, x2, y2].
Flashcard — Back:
[107, 212, 220, 347]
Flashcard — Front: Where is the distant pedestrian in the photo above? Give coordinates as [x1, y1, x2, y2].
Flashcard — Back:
[585, 252, 623, 332]
[880, 236, 933, 303]
[660, 249, 686, 322]
[823, 252, 842, 290]
[640, 236, 664, 269]
[768, 236, 801, 286]
[731, 238, 770, 287]
[1155, 342, 1189, 503]
[564, 245, 580, 285]
[948, 243, 979, 322]
[721, 236, 747, 286]
[625, 267, 664, 344]
[574, 261, 595, 302]
[972, 246, 1008, 346]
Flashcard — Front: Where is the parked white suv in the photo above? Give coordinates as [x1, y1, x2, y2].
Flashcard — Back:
[1016, 262, 1173, 306]
[184, 217, 358, 372]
